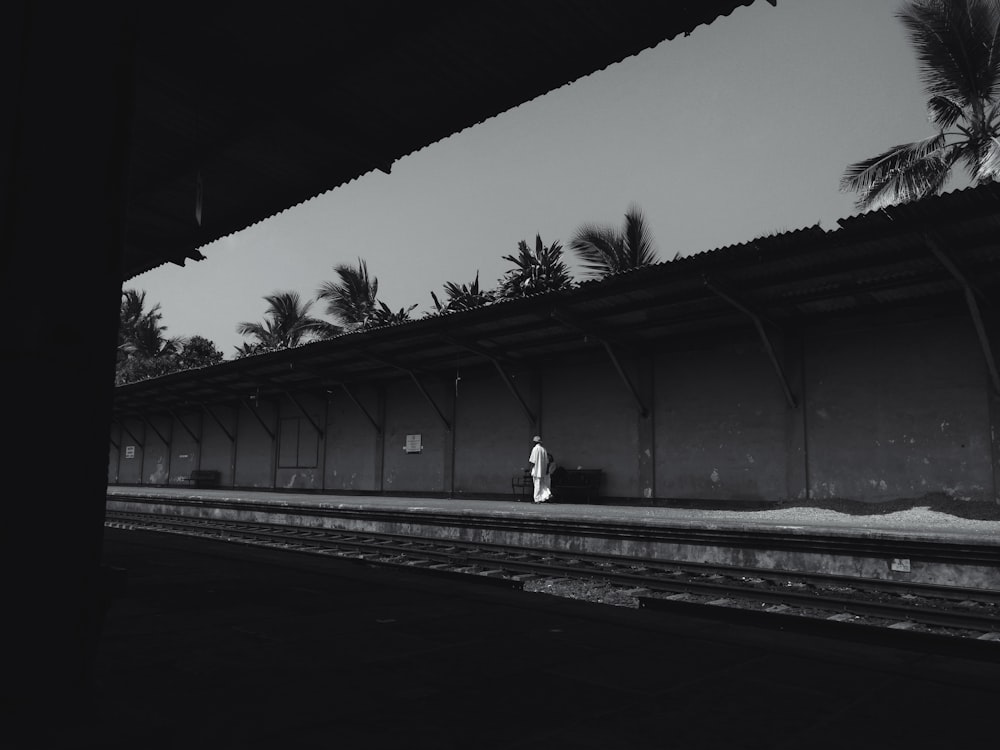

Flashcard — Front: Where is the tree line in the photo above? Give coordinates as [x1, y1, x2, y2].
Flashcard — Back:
[117, 206, 659, 383]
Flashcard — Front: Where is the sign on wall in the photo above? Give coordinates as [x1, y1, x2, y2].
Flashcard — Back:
[404, 434, 423, 453]
[124, 445, 135, 459]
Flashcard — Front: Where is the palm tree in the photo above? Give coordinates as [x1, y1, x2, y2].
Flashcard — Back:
[841, 0, 1000, 211]
[498, 234, 573, 298]
[237, 291, 339, 353]
[317, 259, 379, 330]
[365, 300, 418, 328]
[118, 288, 183, 359]
[569, 204, 659, 279]
[430, 272, 496, 314]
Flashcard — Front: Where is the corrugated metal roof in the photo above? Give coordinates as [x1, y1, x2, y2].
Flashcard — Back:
[123, 0, 767, 279]
[114, 181, 1000, 414]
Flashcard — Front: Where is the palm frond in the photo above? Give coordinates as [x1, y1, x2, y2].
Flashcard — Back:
[430, 290, 445, 314]
[840, 133, 950, 209]
[899, 0, 1000, 107]
[927, 94, 966, 128]
[236, 320, 269, 339]
[570, 205, 659, 278]
[975, 134, 1000, 179]
[623, 204, 659, 269]
[317, 258, 378, 327]
[570, 224, 622, 278]
[855, 145, 960, 211]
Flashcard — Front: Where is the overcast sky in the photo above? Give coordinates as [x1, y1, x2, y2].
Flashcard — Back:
[132, 0, 949, 357]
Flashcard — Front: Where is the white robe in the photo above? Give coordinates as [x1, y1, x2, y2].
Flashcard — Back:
[529, 444, 551, 502]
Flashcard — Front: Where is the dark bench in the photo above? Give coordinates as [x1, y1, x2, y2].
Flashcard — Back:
[511, 470, 532, 501]
[551, 468, 603, 502]
[179, 469, 221, 488]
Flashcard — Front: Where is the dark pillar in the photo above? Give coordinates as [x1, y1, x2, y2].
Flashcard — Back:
[636, 355, 656, 501]
[3, 1, 132, 739]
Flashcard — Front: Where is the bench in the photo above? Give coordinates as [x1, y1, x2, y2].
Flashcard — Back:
[179, 469, 221, 488]
[511, 470, 532, 501]
[550, 468, 603, 502]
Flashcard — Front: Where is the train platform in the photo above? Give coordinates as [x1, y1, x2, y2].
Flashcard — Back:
[106, 486, 1000, 544]
[106, 486, 1000, 591]
[52, 525, 1000, 748]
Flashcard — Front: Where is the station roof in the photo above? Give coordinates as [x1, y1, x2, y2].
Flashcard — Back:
[124, 0, 768, 279]
[113, 182, 1000, 416]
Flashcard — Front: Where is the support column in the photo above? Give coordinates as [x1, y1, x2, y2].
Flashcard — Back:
[636, 356, 656, 500]
[376, 385, 386, 492]
[3, 0, 133, 734]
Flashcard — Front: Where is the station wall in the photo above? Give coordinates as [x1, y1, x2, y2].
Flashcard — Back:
[324, 385, 380, 492]
[201, 404, 236, 486]
[382, 379, 452, 493]
[234, 399, 276, 488]
[804, 315, 995, 502]
[109, 311, 999, 504]
[543, 359, 643, 498]
[274, 393, 324, 490]
[654, 338, 803, 501]
[453, 367, 538, 496]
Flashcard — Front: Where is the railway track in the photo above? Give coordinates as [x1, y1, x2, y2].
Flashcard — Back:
[105, 510, 1000, 647]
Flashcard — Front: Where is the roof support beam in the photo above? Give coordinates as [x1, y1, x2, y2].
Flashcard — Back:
[169, 409, 200, 444]
[339, 384, 383, 435]
[140, 415, 171, 446]
[550, 308, 649, 418]
[113, 417, 144, 449]
[408, 372, 451, 431]
[109, 432, 120, 452]
[491, 360, 538, 429]
[357, 349, 450, 430]
[600, 341, 649, 419]
[201, 403, 235, 443]
[273, 366, 384, 435]
[923, 234, 991, 306]
[439, 334, 517, 365]
[924, 235, 1000, 395]
[550, 307, 635, 353]
[703, 277, 798, 409]
[440, 335, 536, 427]
[283, 391, 324, 440]
[240, 397, 275, 440]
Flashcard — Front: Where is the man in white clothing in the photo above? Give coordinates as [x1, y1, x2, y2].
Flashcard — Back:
[528, 435, 552, 503]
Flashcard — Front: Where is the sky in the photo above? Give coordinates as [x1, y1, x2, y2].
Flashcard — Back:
[132, 0, 949, 357]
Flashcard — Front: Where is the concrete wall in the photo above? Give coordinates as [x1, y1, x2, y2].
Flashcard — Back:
[167, 410, 200, 485]
[382, 378, 452, 493]
[234, 399, 277, 488]
[201, 405, 237, 486]
[655, 337, 802, 502]
[805, 315, 995, 502]
[324, 386, 381, 491]
[140, 416, 172, 485]
[542, 359, 642, 498]
[453, 366, 537, 495]
[116, 417, 144, 484]
[275, 394, 324, 490]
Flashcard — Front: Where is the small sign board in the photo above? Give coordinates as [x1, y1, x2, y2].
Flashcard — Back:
[124, 445, 136, 459]
[404, 434, 423, 453]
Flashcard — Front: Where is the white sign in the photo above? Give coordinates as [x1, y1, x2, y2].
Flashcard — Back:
[404, 434, 423, 453]
[124, 445, 136, 459]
